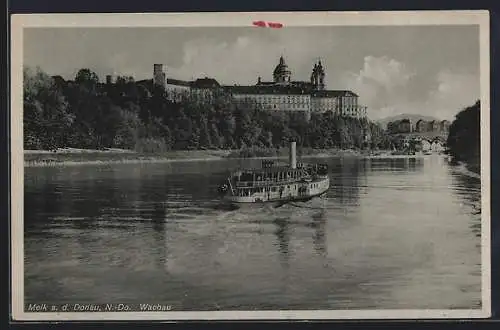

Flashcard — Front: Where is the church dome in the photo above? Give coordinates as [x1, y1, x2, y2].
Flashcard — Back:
[273, 56, 291, 83]
[273, 56, 287, 72]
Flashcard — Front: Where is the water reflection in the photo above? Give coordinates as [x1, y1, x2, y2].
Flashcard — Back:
[365, 157, 424, 173]
[311, 210, 327, 257]
[273, 217, 291, 269]
[329, 158, 363, 206]
[449, 169, 481, 238]
[150, 202, 168, 267]
[23, 157, 483, 310]
[151, 202, 168, 225]
[326, 157, 425, 206]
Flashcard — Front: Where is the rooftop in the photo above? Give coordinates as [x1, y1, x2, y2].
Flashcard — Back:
[222, 84, 358, 97]
[223, 84, 313, 95]
[192, 77, 221, 89]
[312, 90, 359, 97]
[166, 78, 191, 87]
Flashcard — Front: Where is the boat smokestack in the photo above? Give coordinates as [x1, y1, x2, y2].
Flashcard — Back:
[289, 141, 297, 169]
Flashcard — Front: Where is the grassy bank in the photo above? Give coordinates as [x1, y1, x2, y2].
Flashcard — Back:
[24, 148, 233, 167]
[224, 146, 427, 159]
[24, 147, 427, 167]
[225, 146, 371, 159]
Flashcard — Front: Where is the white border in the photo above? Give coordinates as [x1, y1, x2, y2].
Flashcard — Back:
[10, 11, 491, 321]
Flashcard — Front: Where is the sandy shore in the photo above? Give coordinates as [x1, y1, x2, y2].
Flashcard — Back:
[23, 148, 435, 168]
[24, 157, 228, 168]
[24, 148, 233, 167]
[24, 147, 137, 154]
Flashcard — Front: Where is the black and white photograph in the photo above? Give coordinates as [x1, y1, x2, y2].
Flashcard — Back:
[11, 11, 491, 320]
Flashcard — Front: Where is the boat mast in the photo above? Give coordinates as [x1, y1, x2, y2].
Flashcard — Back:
[227, 177, 235, 195]
[289, 140, 297, 169]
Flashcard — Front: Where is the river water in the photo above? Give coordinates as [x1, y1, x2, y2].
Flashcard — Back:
[23, 156, 482, 310]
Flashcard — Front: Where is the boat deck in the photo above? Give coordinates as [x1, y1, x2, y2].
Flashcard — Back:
[218, 142, 330, 204]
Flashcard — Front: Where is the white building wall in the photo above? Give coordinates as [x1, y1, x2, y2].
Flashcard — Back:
[159, 83, 367, 118]
[311, 97, 337, 113]
[190, 88, 216, 102]
[232, 93, 311, 111]
[166, 84, 191, 102]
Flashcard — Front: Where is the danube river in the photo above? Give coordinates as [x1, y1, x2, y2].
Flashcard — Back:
[23, 155, 482, 310]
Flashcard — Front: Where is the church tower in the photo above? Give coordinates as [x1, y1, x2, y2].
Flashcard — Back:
[153, 64, 166, 88]
[273, 56, 292, 84]
[318, 60, 325, 90]
[310, 59, 326, 90]
[310, 63, 318, 87]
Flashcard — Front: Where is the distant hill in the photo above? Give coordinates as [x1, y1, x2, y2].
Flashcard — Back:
[376, 114, 441, 130]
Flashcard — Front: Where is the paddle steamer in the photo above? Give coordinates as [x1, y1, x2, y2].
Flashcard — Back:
[217, 141, 330, 207]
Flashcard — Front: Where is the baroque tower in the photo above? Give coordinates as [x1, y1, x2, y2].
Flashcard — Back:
[310, 60, 326, 90]
[273, 56, 292, 84]
[318, 60, 325, 90]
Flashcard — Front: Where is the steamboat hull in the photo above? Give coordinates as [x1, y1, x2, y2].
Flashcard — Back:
[217, 141, 330, 208]
[222, 175, 330, 207]
[222, 191, 328, 209]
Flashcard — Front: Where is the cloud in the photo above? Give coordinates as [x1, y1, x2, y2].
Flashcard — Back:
[340, 56, 479, 120]
[355, 56, 415, 89]
[168, 36, 269, 84]
[168, 30, 339, 85]
[25, 27, 478, 122]
[341, 56, 416, 118]
[426, 70, 479, 120]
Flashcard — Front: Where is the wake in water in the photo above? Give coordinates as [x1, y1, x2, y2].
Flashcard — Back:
[155, 196, 330, 230]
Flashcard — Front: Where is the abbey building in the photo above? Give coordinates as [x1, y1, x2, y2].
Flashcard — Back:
[150, 56, 367, 118]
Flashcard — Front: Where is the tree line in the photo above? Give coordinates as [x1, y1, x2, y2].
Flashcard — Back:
[23, 67, 391, 152]
[446, 100, 481, 172]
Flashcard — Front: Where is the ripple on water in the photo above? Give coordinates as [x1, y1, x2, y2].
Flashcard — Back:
[23, 157, 483, 310]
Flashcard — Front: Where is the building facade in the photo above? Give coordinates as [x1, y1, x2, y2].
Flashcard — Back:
[398, 119, 451, 134]
[388, 119, 413, 134]
[151, 56, 367, 118]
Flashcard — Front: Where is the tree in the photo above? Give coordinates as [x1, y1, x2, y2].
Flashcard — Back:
[75, 68, 99, 86]
[23, 66, 74, 150]
[337, 117, 352, 149]
[24, 66, 393, 153]
[188, 127, 201, 149]
[199, 117, 212, 148]
[112, 109, 142, 149]
[220, 111, 236, 146]
[447, 100, 480, 163]
[209, 121, 223, 149]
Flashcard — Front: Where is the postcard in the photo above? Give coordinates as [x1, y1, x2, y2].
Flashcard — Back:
[10, 11, 491, 321]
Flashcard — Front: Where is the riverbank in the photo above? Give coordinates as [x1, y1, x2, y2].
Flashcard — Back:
[454, 162, 481, 180]
[23, 147, 431, 167]
[23, 148, 233, 167]
[455, 159, 480, 179]
[465, 159, 480, 176]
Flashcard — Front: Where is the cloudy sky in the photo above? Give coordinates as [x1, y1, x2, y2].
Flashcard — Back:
[24, 26, 480, 120]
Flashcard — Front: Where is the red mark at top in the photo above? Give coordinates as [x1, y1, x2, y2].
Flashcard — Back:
[253, 21, 283, 28]
[267, 22, 283, 28]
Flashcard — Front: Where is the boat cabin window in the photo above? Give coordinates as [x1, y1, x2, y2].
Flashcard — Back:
[240, 173, 253, 182]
